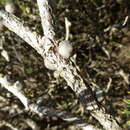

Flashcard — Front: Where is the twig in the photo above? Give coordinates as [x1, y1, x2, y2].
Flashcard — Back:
[65, 17, 71, 40]
[0, 7, 97, 112]
[117, 69, 129, 84]
[0, 10, 44, 57]
[0, 74, 100, 130]
[122, 16, 128, 26]
[0, 121, 18, 130]
[0, 1, 123, 129]
[37, 0, 57, 40]
[91, 109, 121, 130]
[105, 78, 112, 93]
[0, 74, 28, 109]
[24, 118, 40, 130]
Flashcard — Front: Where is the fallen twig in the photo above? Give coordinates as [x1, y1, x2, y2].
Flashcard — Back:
[0, 74, 100, 130]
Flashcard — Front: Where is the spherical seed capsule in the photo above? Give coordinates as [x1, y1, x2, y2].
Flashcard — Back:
[44, 58, 57, 70]
[5, 2, 16, 14]
[57, 40, 73, 59]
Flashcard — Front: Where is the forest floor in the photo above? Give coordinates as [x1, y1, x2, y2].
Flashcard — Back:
[0, 0, 130, 130]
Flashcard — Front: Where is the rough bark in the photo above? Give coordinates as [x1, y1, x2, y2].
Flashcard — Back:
[0, 0, 123, 129]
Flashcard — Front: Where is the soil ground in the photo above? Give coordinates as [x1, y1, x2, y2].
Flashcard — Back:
[0, 0, 130, 129]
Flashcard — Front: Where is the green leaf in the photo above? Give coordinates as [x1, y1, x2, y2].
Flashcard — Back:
[126, 120, 130, 125]
[124, 100, 130, 105]
[120, 110, 130, 114]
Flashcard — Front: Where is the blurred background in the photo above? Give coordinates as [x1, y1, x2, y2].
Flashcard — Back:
[0, 0, 130, 129]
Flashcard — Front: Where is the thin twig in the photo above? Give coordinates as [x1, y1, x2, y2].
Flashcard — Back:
[0, 10, 44, 56]
[24, 118, 40, 130]
[37, 0, 57, 40]
[0, 74, 28, 109]
[0, 74, 100, 130]
[0, 2, 123, 129]
[65, 17, 71, 40]
[0, 121, 18, 130]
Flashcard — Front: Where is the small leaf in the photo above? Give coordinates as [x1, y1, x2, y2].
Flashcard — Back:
[126, 120, 130, 125]
[124, 100, 130, 105]
[120, 110, 130, 114]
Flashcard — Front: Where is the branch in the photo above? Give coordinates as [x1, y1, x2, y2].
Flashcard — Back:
[0, 3, 123, 130]
[0, 74, 100, 130]
[0, 121, 18, 130]
[0, 10, 100, 112]
[0, 10, 44, 56]
[0, 8, 97, 112]
[30, 104, 89, 128]
[0, 74, 28, 109]
[91, 110, 122, 130]
[36, 1, 123, 129]
[37, 0, 57, 40]
[24, 118, 40, 130]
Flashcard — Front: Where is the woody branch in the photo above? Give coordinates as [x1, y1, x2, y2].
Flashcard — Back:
[36, 1, 122, 129]
[0, 74, 100, 130]
[0, 0, 122, 129]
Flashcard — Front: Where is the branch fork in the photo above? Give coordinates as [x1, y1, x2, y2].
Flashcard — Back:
[0, 0, 123, 129]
